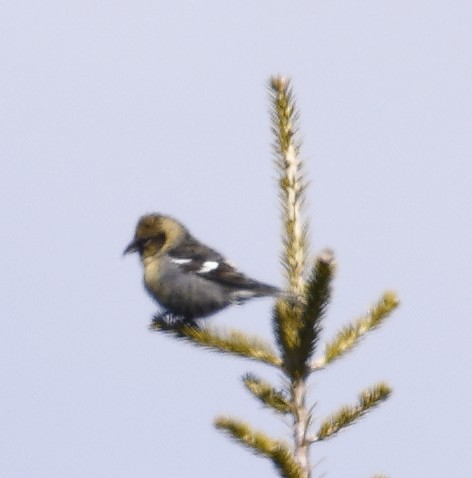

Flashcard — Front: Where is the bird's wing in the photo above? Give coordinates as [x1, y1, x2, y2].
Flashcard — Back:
[167, 239, 273, 292]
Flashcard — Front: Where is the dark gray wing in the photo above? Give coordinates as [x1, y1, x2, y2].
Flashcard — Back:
[167, 237, 279, 294]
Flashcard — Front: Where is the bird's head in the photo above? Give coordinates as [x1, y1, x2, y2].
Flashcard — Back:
[124, 214, 186, 259]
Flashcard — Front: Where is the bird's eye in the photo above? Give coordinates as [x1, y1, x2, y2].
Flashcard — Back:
[156, 232, 166, 244]
[146, 232, 166, 250]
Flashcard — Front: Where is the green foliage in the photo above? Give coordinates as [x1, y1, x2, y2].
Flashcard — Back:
[298, 251, 335, 372]
[242, 373, 291, 414]
[273, 250, 335, 379]
[315, 383, 392, 441]
[215, 417, 305, 478]
[270, 76, 308, 297]
[323, 292, 399, 367]
[150, 320, 282, 367]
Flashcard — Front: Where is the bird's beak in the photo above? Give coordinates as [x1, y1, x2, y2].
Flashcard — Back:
[123, 239, 139, 255]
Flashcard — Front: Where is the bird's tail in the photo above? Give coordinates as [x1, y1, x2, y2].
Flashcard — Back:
[237, 282, 300, 304]
[273, 288, 302, 304]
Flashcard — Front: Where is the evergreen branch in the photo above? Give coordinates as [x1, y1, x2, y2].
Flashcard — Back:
[150, 320, 282, 367]
[270, 76, 312, 476]
[297, 250, 335, 371]
[270, 76, 309, 373]
[215, 416, 304, 478]
[318, 291, 399, 368]
[273, 300, 303, 366]
[270, 75, 307, 297]
[274, 251, 334, 379]
[242, 373, 291, 414]
[313, 382, 392, 441]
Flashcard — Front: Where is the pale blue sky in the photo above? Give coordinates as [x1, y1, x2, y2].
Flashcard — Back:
[1, 1, 471, 477]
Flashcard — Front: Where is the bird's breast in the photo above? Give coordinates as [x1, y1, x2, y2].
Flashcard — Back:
[143, 256, 161, 293]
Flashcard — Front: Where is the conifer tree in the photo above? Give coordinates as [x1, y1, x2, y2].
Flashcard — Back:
[151, 76, 399, 478]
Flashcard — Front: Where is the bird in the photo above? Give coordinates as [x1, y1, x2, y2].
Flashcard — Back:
[124, 213, 285, 322]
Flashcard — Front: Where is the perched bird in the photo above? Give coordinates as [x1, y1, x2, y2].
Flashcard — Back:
[124, 213, 284, 321]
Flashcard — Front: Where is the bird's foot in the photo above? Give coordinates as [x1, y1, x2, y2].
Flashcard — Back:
[152, 312, 200, 329]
